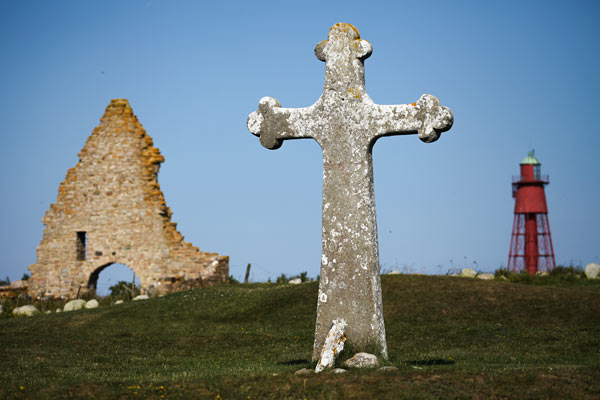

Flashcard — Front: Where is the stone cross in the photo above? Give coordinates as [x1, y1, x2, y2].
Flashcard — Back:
[247, 23, 453, 360]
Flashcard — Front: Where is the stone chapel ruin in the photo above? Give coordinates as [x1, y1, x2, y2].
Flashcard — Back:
[28, 99, 228, 298]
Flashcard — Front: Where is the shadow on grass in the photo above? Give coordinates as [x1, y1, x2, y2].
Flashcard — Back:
[277, 359, 310, 366]
[406, 358, 456, 366]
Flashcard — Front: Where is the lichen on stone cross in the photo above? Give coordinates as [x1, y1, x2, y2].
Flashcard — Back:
[247, 22, 453, 361]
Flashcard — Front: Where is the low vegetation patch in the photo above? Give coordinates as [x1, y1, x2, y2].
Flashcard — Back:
[1, 276, 599, 399]
[495, 265, 596, 286]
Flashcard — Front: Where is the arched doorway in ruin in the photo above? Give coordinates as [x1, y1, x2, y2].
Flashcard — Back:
[88, 262, 141, 296]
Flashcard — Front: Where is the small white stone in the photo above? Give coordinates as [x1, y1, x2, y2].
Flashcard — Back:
[55, 308, 62, 313]
[460, 268, 477, 278]
[477, 273, 494, 280]
[133, 294, 149, 301]
[294, 368, 312, 375]
[344, 352, 379, 368]
[331, 368, 346, 374]
[12, 305, 40, 317]
[64, 299, 86, 312]
[85, 299, 99, 309]
[585, 263, 600, 280]
[387, 270, 401, 275]
[289, 278, 302, 285]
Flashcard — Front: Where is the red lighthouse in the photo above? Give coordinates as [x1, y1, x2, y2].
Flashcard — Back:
[507, 150, 556, 275]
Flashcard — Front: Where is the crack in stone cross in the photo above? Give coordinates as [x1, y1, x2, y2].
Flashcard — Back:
[247, 23, 453, 361]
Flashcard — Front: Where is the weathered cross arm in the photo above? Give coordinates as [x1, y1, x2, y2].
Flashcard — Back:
[368, 94, 453, 143]
[247, 96, 319, 150]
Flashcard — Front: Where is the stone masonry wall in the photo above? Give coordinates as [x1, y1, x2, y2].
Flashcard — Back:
[28, 99, 228, 298]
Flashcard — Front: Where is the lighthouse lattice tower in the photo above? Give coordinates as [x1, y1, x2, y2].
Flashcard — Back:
[507, 150, 556, 275]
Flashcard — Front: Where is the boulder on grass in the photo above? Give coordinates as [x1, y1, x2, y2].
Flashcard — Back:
[343, 352, 380, 369]
[460, 268, 478, 278]
[585, 263, 600, 280]
[288, 278, 302, 285]
[12, 305, 40, 317]
[64, 299, 86, 312]
[477, 273, 494, 280]
[85, 299, 99, 309]
[133, 294, 149, 301]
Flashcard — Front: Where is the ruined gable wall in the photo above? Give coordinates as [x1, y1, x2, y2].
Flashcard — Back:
[28, 99, 228, 298]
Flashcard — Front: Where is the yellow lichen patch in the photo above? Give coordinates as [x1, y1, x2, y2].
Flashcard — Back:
[330, 22, 360, 38]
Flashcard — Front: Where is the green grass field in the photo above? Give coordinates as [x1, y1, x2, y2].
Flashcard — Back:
[1, 275, 599, 399]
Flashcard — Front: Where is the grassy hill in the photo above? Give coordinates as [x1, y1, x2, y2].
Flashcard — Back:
[1, 275, 599, 399]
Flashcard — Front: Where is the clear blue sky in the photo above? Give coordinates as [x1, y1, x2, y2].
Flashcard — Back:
[1, 0, 599, 288]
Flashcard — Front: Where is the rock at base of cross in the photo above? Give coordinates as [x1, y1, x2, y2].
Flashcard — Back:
[343, 352, 380, 369]
[315, 318, 347, 373]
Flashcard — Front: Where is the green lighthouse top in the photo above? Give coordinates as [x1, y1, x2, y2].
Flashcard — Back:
[521, 150, 541, 165]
